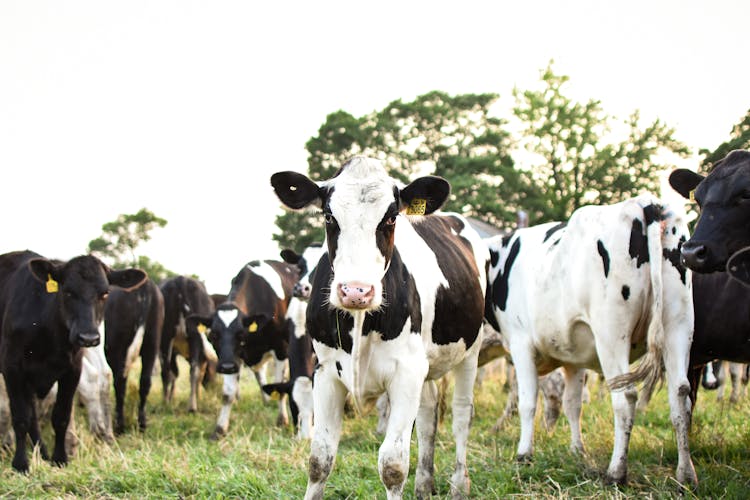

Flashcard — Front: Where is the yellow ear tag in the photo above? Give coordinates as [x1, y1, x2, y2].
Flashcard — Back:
[270, 391, 280, 401]
[248, 321, 258, 333]
[689, 190, 695, 202]
[46, 274, 59, 294]
[406, 198, 427, 216]
[197, 323, 207, 335]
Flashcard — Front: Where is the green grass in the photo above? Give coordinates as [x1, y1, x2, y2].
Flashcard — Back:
[2, 360, 749, 499]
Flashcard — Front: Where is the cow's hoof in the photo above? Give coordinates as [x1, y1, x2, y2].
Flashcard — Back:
[12, 457, 29, 474]
[210, 427, 225, 441]
[604, 472, 627, 486]
[516, 453, 533, 464]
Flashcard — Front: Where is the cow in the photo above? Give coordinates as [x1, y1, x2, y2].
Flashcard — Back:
[0, 250, 145, 472]
[702, 361, 749, 402]
[262, 243, 326, 439]
[484, 194, 697, 487]
[668, 151, 750, 410]
[104, 278, 164, 433]
[271, 156, 488, 499]
[189, 259, 298, 439]
[159, 276, 218, 413]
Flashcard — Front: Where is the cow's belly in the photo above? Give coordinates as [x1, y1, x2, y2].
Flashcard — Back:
[532, 318, 600, 372]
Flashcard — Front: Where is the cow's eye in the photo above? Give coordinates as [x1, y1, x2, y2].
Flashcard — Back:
[740, 191, 750, 201]
[324, 213, 335, 224]
[100, 292, 109, 301]
[385, 215, 397, 226]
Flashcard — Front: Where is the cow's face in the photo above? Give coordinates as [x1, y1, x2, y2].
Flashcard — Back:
[29, 255, 146, 347]
[669, 150, 750, 272]
[204, 305, 272, 374]
[272, 156, 449, 312]
[281, 243, 325, 300]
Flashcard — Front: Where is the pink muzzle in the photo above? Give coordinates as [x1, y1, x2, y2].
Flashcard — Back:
[337, 281, 375, 309]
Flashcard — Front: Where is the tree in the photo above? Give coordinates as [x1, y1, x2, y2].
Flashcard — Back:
[700, 109, 750, 169]
[513, 62, 691, 223]
[274, 91, 520, 251]
[88, 208, 177, 283]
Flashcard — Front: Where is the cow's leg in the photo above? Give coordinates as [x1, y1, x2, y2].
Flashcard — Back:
[78, 348, 114, 442]
[448, 348, 480, 499]
[305, 365, 347, 500]
[662, 323, 698, 487]
[138, 351, 157, 430]
[27, 398, 48, 461]
[376, 393, 390, 435]
[379, 374, 423, 500]
[415, 380, 438, 498]
[167, 354, 179, 402]
[273, 357, 289, 426]
[596, 337, 637, 485]
[212, 372, 240, 440]
[50, 369, 79, 467]
[160, 346, 175, 403]
[188, 360, 201, 413]
[5, 373, 36, 472]
[112, 364, 127, 434]
[729, 363, 743, 403]
[510, 341, 539, 462]
[540, 369, 564, 430]
[561, 366, 586, 453]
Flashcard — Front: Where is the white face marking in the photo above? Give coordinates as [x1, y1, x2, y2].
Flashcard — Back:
[218, 308, 239, 328]
[248, 261, 286, 299]
[326, 157, 397, 309]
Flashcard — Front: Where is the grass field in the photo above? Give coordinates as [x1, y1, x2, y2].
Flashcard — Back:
[1, 359, 749, 499]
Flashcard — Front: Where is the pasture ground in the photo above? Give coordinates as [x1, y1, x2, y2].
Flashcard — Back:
[1, 358, 749, 499]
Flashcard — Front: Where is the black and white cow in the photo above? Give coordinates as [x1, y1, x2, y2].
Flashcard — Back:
[159, 276, 218, 413]
[104, 278, 164, 433]
[190, 259, 298, 439]
[262, 243, 326, 439]
[484, 194, 696, 486]
[271, 156, 488, 499]
[0, 250, 145, 472]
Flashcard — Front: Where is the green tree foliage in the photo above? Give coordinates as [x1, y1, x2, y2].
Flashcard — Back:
[88, 208, 177, 283]
[700, 109, 750, 170]
[513, 63, 690, 223]
[274, 65, 693, 248]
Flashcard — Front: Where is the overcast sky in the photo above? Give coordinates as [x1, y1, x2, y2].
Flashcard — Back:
[1, 1, 748, 293]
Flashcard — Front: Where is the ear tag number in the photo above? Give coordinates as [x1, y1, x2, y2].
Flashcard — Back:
[248, 322, 258, 333]
[46, 274, 59, 294]
[197, 323, 207, 335]
[407, 198, 427, 216]
[689, 190, 695, 202]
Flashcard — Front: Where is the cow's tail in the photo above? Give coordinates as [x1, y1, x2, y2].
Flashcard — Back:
[609, 203, 665, 394]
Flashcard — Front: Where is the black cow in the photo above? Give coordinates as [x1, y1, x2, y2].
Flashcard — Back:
[104, 278, 164, 433]
[159, 276, 217, 412]
[262, 243, 325, 439]
[190, 259, 298, 439]
[670, 149, 750, 273]
[271, 156, 488, 498]
[669, 150, 750, 411]
[0, 250, 145, 472]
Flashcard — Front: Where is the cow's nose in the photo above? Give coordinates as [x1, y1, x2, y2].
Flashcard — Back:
[337, 282, 375, 309]
[76, 332, 101, 348]
[293, 282, 311, 299]
[217, 362, 239, 374]
[681, 241, 709, 269]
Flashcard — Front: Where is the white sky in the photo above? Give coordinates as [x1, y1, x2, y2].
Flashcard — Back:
[1, 1, 748, 293]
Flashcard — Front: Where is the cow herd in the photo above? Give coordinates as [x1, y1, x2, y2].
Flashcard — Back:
[1, 151, 750, 498]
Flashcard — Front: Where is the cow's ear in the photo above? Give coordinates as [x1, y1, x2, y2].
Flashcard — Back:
[727, 247, 750, 288]
[271, 171, 324, 210]
[261, 382, 292, 398]
[108, 268, 147, 291]
[28, 258, 60, 284]
[186, 314, 213, 334]
[242, 313, 272, 333]
[669, 169, 705, 199]
[399, 176, 451, 215]
[280, 249, 301, 264]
